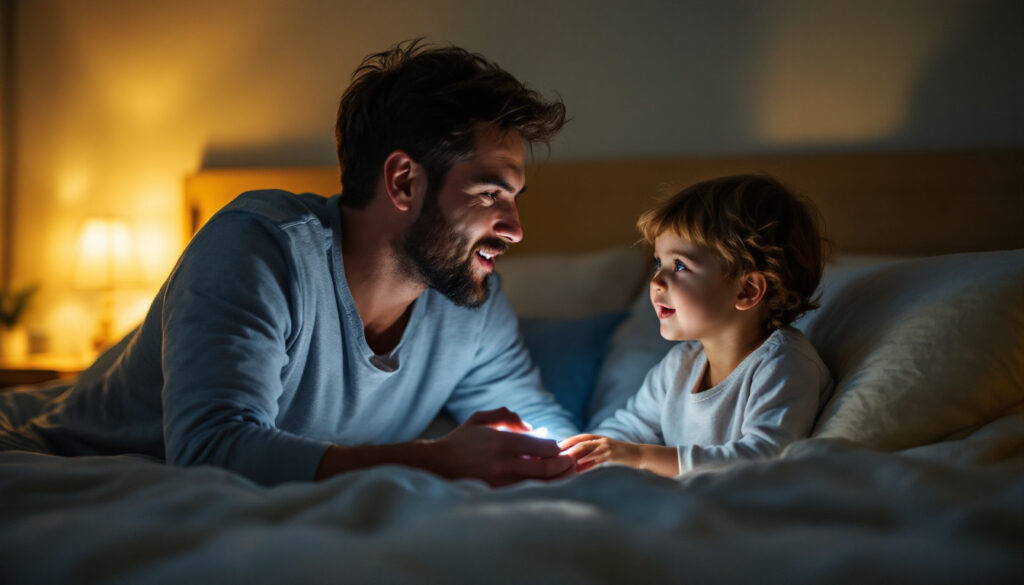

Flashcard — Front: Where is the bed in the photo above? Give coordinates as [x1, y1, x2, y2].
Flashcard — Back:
[2, 149, 1023, 584]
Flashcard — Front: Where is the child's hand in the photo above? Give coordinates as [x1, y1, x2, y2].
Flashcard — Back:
[559, 434, 642, 472]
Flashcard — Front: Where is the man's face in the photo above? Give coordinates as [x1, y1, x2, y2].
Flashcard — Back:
[401, 126, 526, 307]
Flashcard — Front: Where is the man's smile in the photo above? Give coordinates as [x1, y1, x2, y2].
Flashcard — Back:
[473, 244, 506, 273]
[474, 249, 496, 270]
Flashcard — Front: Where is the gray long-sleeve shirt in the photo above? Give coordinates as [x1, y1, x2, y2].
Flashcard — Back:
[593, 327, 832, 472]
[25, 190, 577, 485]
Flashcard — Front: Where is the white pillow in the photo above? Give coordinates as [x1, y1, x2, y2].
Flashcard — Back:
[795, 249, 1024, 450]
[498, 246, 648, 318]
[826, 253, 918, 268]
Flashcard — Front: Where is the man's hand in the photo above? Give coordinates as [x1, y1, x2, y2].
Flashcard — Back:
[428, 408, 574, 486]
[559, 433, 643, 472]
[315, 407, 574, 485]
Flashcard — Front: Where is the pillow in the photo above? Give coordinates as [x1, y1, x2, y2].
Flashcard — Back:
[794, 249, 1024, 451]
[585, 287, 676, 430]
[827, 253, 918, 268]
[519, 312, 628, 429]
[498, 246, 649, 318]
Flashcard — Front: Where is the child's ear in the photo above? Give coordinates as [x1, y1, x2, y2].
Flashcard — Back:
[735, 271, 767, 311]
[381, 150, 426, 212]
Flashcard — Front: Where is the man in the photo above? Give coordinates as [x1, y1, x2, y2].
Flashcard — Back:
[14, 40, 578, 486]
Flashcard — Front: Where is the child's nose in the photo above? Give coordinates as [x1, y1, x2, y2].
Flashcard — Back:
[650, 271, 667, 291]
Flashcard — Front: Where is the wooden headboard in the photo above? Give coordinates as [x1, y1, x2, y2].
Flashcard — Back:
[185, 148, 1023, 256]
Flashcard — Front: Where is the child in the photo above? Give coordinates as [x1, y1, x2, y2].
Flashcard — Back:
[561, 174, 833, 476]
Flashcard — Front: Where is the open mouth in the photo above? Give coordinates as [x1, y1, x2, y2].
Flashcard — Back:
[472, 237, 509, 274]
[656, 305, 676, 319]
[475, 249, 498, 271]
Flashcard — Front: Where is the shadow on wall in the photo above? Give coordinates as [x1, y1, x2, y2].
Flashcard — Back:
[891, 0, 1024, 149]
[751, 0, 1022, 154]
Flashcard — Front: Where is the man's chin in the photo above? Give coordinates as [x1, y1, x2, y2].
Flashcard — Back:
[458, 285, 491, 309]
[436, 275, 490, 308]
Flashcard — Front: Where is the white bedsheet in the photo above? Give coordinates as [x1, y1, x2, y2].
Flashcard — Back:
[2, 434, 1022, 585]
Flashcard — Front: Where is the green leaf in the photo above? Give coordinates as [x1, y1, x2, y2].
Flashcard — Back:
[0, 285, 38, 327]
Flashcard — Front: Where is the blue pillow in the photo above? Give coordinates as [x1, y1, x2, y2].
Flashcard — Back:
[518, 311, 628, 429]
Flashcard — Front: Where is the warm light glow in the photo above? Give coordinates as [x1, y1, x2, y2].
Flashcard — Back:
[496, 424, 550, 440]
[130, 212, 182, 284]
[72, 218, 139, 289]
[71, 217, 143, 353]
[754, 2, 957, 144]
[46, 299, 93, 359]
[57, 168, 93, 205]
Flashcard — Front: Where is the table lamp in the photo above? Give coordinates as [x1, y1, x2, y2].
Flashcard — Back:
[72, 217, 138, 352]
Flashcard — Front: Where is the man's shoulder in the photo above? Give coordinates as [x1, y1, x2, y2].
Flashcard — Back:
[219, 190, 333, 230]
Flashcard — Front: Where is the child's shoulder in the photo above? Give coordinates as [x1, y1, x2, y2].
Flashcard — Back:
[763, 326, 816, 352]
[755, 327, 828, 376]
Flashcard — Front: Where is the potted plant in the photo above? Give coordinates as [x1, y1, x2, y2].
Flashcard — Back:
[0, 285, 37, 360]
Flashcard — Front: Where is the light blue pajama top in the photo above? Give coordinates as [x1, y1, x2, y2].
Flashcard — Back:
[25, 190, 577, 485]
[593, 327, 832, 472]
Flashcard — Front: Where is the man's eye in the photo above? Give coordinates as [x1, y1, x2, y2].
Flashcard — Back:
[482, 191, 499, 200]
[674, 259, 686, 272]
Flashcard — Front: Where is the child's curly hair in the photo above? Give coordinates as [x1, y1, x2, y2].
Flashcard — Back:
[637, 174, 828, 330]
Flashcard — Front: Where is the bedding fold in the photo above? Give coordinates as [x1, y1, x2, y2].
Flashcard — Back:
[2, 436, 1022, 585]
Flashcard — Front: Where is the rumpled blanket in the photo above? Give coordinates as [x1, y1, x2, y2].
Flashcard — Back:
[2, 434, 1022, 585]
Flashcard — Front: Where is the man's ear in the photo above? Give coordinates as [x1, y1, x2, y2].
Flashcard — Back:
[381, 150, 425, 212]
[735, 271, 767, 311]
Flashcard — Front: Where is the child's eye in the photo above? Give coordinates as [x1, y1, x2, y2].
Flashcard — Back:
[654, 258, 661, 270]
[674, 259, 686, 272]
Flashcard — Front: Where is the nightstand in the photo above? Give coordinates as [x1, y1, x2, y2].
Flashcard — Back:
[0, 355, 88, 391]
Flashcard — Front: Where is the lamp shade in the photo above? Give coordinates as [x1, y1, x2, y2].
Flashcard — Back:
[72, 217, 139, 289]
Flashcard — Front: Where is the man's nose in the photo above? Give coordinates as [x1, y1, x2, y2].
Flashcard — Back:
[494, 200, 523, 243]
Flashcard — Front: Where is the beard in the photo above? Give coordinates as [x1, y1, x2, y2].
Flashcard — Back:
[400, 190, 507, 308]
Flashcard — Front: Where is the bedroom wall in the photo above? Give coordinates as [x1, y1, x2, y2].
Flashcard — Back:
[0, 0, 10, 289]
[8, 0, 1024, 357]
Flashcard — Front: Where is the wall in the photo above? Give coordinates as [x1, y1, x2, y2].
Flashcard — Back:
[8, 0, 1024, 356]
[0, 0, 10, 289]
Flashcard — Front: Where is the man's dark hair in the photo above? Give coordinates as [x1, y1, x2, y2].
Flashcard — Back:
[335, 39, 567, 209]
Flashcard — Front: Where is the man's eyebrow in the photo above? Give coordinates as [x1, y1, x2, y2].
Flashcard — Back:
[473, 175, 526, 195]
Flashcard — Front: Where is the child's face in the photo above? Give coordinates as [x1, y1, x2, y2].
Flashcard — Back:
[649, 231, 742, 342]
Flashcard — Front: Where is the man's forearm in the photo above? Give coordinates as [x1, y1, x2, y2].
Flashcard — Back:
[314, 440, 447, 481]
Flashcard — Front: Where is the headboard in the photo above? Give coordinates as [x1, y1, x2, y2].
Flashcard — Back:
[185, 148, 1023, 256]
